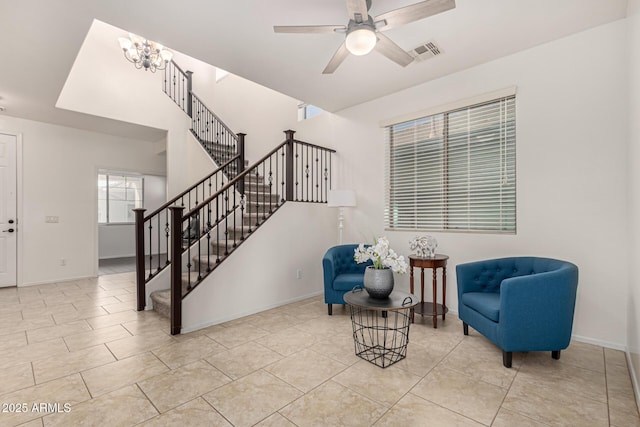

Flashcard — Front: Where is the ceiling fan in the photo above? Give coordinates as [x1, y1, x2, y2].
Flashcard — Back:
[273, 0, 456, 74]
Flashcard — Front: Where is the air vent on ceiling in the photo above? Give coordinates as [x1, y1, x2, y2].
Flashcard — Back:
[410, 41, 443, 61]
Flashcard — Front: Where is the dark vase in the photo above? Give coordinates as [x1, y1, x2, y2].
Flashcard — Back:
[363, 266, 394, 299]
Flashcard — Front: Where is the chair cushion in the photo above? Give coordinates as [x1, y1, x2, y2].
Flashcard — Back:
[461, 292, 501, 322]
[333, 273, 365, 291]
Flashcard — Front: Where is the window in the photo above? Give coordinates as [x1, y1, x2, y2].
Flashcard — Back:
[297, 103, 323, 121]
[98, 172, 144, 224]
[385, 95, 516, 233]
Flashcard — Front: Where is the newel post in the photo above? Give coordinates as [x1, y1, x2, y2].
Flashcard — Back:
[169, 206, 184, 335]
[285, 129, 295, 201]
[133, 208, 147, 311]
[186, 70, 193, 118]
[237, 133, 246, 195]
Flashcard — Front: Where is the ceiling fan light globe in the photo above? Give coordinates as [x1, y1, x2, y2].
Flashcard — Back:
[345, 28, 376, 56]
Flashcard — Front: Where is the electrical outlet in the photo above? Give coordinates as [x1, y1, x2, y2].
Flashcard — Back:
[296, 269, 302, 279]
[45, 216, 59, 223]
[60, 258, 66, 266]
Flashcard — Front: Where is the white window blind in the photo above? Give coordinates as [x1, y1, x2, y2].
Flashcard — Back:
[385, 95, 516, 233]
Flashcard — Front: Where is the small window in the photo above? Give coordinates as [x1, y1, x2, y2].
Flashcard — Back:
[385, 95, 516, 233]
[98, 172, 144, 224]
[297, 103, 323, 121]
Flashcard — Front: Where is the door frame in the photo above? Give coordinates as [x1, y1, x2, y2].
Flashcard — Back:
[0, 131, 23, 287]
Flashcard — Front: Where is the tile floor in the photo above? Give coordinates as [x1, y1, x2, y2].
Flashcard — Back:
[0, 272, 639, 426]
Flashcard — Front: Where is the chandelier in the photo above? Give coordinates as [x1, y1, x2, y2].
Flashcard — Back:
[117, 34, 173, 72]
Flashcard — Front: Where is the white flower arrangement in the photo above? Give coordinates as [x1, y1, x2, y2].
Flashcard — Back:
[354, 237, 408, 274]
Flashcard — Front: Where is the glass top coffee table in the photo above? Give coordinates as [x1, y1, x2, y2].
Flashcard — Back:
[343, 288, 418, 368]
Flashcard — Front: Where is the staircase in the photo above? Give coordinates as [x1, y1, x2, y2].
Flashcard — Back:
[135, 61, 336, 334]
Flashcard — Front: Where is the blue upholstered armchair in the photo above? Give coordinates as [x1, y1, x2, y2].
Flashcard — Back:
[322, 245, 371, 315]
[456, 257, 579, 368]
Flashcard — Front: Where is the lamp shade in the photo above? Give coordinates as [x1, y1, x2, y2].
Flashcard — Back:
[327, 189, 357, 207]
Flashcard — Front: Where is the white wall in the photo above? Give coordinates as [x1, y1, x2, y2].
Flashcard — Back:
[182, 202, 335, 331]
[296, 20, 630, 348]
[98, 174, 167, 259]
[170, 49, 302, 164]
[0, 116, 166, 285]
[627, 0, 640, 401]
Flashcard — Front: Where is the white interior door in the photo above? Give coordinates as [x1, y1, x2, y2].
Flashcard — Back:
[0, 133, 17, 287]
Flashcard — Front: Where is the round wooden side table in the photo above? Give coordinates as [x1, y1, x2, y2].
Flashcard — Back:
[409, 254, 449, 328]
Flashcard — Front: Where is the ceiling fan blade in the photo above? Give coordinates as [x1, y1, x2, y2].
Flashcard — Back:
[346, 0, 369, 22]
[323, 42, 350, 74]
[374, 0, 455, 31]
[374, 33, 414, 67]
[273, 25, 345, 34]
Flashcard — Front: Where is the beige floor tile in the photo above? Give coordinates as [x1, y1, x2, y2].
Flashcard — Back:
[73, 296, 124, 310]
[280, 380, 387, 427]
[0, 317, 56, 337]
[17, 419, 44, 427]
[206, 342, 284, 380]
[115, 292, 137, 303]
[333, 359, 422, 406]
[517, 353, 607, 404]
[256, 326, 317, 357]
[138, 360, 231, 413]
[265, 348, 348, 392]
[106, 330, 175, 360]
[605, 347, 628, 367]
[439, 340, 516, 388]
[392, 340, 447, 377]
[0, 338, 69, 369]
[33, 345, 115, 384]
[0, 331, 27, 351]
[85, 310, 140, 329]
[140, 397, 232, 426]
[376, 393, 484, 426]
[121, 313, 170, 336]
[63, 324, 131, 351]
[492, 408, 552, 427]
[0, 300, 44, 317]
[26, 320, 91, 344]
[81, 352, 169, 397]
[411, 366, 507, 425]
[22, 304, 79, 321]
[0, 361, 34, 395]
[559, 340, 605, 372]
[205, 322, 270, 348]
[502, 377, 609, 426]
[255, 412, 297, 426]
[0, 312, 22, 327]
[293, 314, 353, 340]
[43, 384, 158, 426]
[244, 312, 298, 333]
[408, 323, 465, 355]
[203, 370, 302, 427]
[310, 334, 361, 366]
[52, 306, 108, 325]
[153, 335, 226, 369]
[0, 374, 90, 425]
[102, 300, 136, 314]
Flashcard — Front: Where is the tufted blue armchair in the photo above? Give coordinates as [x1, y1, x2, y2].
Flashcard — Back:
[456, 257, 579, 368]
[322, 245, 372, 315]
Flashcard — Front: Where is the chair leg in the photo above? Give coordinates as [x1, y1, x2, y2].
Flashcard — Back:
[463, 322, 469, 336]
[503, 351, 513, 368]
[552, 350, 561, 360]
[327, 304, 332, 316]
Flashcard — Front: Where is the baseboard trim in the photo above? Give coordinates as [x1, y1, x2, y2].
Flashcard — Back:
[627, 351, 640, 416]
[20, 275, 96, 287]
[570, 334, 626, 351]
[181, 290, 323, 334]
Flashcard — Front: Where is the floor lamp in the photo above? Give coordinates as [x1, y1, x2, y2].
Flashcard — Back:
[327, 190, 357, 244]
